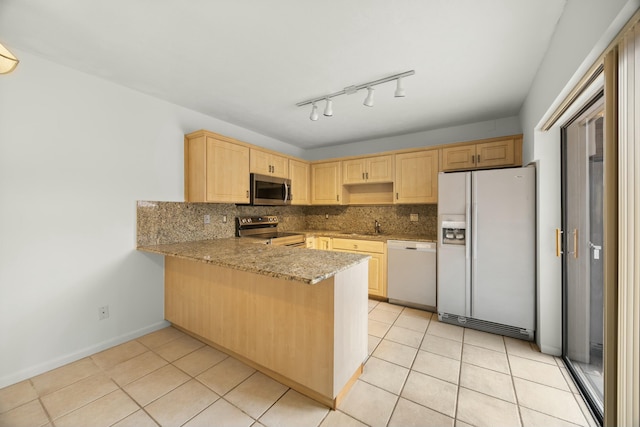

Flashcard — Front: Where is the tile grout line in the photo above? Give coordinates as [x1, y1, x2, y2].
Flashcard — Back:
[503, 334, 526, 427]
[383, 307, 433, 427]
[452, 327, 466, 425]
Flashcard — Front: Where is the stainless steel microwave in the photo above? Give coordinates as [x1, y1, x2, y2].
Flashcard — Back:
[250, 173, 291, 206]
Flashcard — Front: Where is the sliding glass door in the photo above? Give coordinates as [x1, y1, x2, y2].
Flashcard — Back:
[562, 94, 604, 422]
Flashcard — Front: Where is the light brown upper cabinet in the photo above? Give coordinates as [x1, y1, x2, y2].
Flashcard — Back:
[394, 149, 438, 204]
[311, 161, 342, 205]
[289, 159, 310, 205]
[342, 155, 394, 184]
[440, 135, 522, 171]
[250, 148, 289, 178]
[184, 132, 250, 203]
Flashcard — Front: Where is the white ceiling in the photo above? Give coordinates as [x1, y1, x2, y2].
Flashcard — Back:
[0, 0, 566, 149]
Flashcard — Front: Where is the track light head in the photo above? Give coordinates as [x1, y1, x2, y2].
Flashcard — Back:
[363, 87, 375, 107]
[323, 98, 333, 117]
[394, 77, 405, 97]
[309, 102, 319, 121]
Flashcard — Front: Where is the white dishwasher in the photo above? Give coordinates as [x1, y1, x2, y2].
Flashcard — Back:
[387, 240, 437, 311]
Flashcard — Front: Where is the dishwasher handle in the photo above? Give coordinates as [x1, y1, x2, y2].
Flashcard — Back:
[387, 240, 436, 251]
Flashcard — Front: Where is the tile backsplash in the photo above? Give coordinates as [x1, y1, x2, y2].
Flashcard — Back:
[303, 205, 436, 237]
[137, 201, 436, 247]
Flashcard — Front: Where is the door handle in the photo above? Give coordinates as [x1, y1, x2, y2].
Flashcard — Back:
[555, 228, 563, 257]
[590, 241, 602, 260]
[573, 229, 578, 259]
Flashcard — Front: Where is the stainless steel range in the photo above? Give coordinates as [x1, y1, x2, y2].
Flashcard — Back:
[236, 215, 306, 247]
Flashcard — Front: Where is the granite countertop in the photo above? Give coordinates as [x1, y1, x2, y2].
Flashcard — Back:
[298, 230, 436, 243]
[137, 238, 369, 285]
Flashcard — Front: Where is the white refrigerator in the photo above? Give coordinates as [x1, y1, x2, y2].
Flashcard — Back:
[437, 166, 535, 340]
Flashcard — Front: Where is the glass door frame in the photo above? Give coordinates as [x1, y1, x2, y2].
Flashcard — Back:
[560, 91, 605, 426]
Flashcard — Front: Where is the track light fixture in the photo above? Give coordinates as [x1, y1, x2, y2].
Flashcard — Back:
[309, 102, 319, 121]
[297, 70, 414, 121]
[323, 98, 333, 117]
[395, 77, 405, 97]
[363, 87, 375, 107]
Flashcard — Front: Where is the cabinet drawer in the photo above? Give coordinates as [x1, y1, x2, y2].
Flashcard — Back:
[332, 238, 384, 253]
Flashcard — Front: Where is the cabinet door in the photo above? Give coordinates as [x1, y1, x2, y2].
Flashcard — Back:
[249, 149, 271, 175]
[305, 236, 315, 248]
[316, 237, 332, 250]
[342, 159, 366, 184]
[270, 153, 289, 178]
[184, 134, 207, 202]
[476, 139, 516, 168]
[311, 161, 342, 205]
[332, 246, 385, 297]
[289, 159, 310, 205]
[394, 150, 438, 204]
[206, 137, 250, 203]
[366, 155, 394, 183]
[250, 149, 289, 178]
[441, 145, 476, 171]
[331, 238, 386, 297]
[367, 252, 385, 297]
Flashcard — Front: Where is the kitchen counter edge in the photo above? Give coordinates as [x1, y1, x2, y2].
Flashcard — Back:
[137, 238, 369, 285]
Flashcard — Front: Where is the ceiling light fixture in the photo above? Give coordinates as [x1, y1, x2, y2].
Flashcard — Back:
[0, 42, 19, 74]
[363, 87, 375, 107]
[394, 77, 405, 98]
[323, 98, 333, 117]
[309, 102, 319, 121]
[297, 70, 414, 120]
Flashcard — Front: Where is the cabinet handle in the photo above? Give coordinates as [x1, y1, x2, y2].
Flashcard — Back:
[396, 192, 399, 200]
[353, 244, 358, 249]
[472, 155, 475, 164]
[246, 190, 249, 198]
[366, 172, 369, 179]
[555, 229, 563, 257]
[362, 172, 365, 180]
[573, 229, 578, 259]
[336, 194, 340, 202]
[477, 155, 480, 163]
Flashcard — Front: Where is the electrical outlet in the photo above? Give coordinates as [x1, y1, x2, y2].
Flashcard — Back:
[204, 214, 211, 224]
[99, 305, 109, 320]
[325, 213, 329, 219]
[222, 215, 227, 223]
[410, 213, 419, 222]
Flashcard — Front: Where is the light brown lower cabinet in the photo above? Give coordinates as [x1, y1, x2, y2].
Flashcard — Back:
[164, 256, 368, 409]
[315, 236, 332, 251]
[327, 238, 387, 298]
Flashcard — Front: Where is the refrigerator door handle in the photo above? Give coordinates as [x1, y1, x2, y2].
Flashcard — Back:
[466, 173, 473, 317]
[470, 174, 478, 317]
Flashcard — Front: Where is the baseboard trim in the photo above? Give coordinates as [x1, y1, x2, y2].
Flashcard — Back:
[0, 320, 170, 389]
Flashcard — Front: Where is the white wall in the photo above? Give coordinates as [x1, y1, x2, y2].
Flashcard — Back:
[303, 116, 521, 160]
[519, 0, 639, 354]
[0, 49, 302, 388]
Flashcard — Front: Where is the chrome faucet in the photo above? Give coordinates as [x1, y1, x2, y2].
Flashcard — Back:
[374, 220, 381, 234]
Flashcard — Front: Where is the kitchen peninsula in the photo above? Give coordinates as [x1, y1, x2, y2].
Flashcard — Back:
[138, 238, 369, 409]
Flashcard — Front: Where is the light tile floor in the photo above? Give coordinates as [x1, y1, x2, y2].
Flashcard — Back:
[0, 300, 599, 427]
